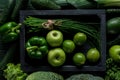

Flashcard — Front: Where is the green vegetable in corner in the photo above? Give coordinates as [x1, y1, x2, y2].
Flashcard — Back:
[26, 71, 64, 80]
[26, 36, 48, 59]
[105, 58, 120, 80]
[31, 0, 61, 9]
[107, 17, 120, 34]
[66, 74, 104, 80]
[3, 63, 27, 80]
[24, 16, 100, 49]
[0, 22, 21, 43]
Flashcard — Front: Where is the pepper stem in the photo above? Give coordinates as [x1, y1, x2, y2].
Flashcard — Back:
[12, 23, 22, 32]
[26, 46, 38, 52]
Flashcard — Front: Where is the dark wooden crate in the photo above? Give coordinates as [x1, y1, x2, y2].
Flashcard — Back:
[20, 10, 106, 73]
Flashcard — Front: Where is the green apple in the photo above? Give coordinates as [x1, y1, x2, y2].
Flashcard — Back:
[62, 40, 75, 53]
[48, 48, 66, 67]
[73, 52, 86, 66]
[73, 32, 87, 46]
[86, 48, 100, 63]
[46, 30, 63, 47]
[109, 45, 120, 63]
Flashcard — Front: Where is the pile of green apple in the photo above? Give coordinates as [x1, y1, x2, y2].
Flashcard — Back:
[45, 30, 101, 67]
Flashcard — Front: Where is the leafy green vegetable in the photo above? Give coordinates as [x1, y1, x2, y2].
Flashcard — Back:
[53, 0, 68, 6]
[31, 0, 61, 9]
[105, 58, 120, 80]
[3, 63, 27, 80]
[67, 0, 95, 8]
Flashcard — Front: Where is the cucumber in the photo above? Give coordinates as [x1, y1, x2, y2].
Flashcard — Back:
[0, 0, 16, 24]
[11, 0, 29, 21]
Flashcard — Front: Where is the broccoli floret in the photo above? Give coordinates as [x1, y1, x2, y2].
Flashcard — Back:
[66, 74, 104, 80]
[26, 71, 64, 80]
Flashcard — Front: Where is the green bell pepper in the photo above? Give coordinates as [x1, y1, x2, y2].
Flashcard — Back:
[0, 22, 21, 43]
[26, 36, 48, 59]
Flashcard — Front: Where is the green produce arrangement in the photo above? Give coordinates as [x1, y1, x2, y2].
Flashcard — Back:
[19, 10, 105, 74]
[0, 0, 120, 80]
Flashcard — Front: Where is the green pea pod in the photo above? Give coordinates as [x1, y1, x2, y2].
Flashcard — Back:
[26, 36, 48, 59]
[0, 22, 17, 34]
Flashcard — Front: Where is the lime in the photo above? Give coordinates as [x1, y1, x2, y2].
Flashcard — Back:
[86, 48, 100, 63]
[73, 52, 86, 66]
[62, 40, 75, 53]
[73, 32, 87, 46]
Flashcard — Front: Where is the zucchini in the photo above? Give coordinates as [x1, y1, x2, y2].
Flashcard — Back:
[0, 43, 17, 70]
[11, 0, 29, 21]
[31, 0, 61, 9]
[0, 0, 16, 24]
